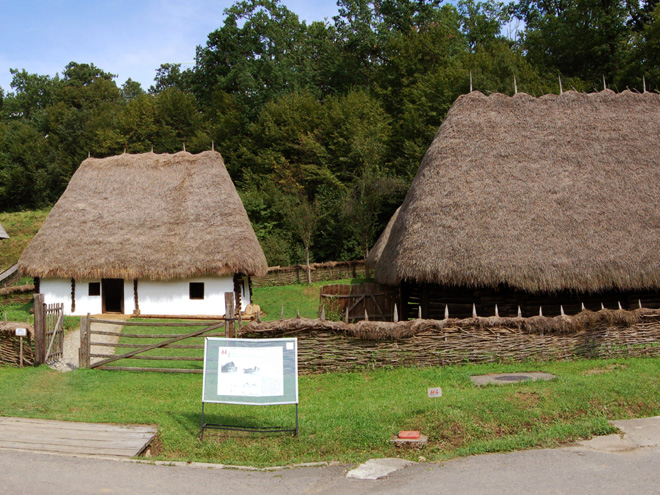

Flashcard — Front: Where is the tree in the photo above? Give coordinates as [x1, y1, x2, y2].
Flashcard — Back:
[458, 0, 510, 51]
[121, 79, 144, 100]
[341, 172, 407, 262]
[511, 0, 632, 87]
[193, 0, 314, 114]
[283, 193, 321, 284]
[150, 63, 193, 94]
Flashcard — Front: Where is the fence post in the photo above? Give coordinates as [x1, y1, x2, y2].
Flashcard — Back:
[79, 314, 90, 368]
[225, 292, 235, 338]
[33, 293, 46, 365]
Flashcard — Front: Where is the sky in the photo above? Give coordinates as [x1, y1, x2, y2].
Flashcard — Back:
[0, 0, 341, 93]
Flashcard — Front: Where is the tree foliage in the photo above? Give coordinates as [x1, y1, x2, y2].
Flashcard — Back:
[2, 0, 655, 264]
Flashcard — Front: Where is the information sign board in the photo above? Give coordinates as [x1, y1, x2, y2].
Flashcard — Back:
[202, 338, 298, 406]
[15, 328, 27, 337]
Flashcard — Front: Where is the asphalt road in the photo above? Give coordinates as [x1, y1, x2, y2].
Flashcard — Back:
[1, 441, 659, 495]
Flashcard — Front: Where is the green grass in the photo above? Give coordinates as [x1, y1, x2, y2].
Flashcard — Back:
[0, 208, 50, 271]
[253, 278, 364, 321]
[0, 357, 659, 466]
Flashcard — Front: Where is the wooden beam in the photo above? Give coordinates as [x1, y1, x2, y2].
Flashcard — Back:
[33, 293, 45, 365]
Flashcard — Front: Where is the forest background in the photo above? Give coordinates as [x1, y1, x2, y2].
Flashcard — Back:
[1, 0, 659, 266]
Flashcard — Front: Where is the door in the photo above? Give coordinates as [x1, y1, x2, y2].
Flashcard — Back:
[102, 279, 124, 313]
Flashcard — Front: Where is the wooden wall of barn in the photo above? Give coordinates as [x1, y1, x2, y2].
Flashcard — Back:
[401, 282, 660, 320]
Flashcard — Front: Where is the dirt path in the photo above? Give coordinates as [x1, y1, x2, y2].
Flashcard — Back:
[49, 316, 126, 372]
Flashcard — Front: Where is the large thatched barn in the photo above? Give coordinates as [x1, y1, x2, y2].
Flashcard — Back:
[368, 90, 660, 319]
[19, 151, 267, 316]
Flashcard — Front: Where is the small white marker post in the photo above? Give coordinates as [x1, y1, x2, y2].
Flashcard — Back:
[428, 386, 442, 415]
[15, 328, 27, 368]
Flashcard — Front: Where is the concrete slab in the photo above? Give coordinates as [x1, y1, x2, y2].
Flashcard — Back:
[576, 433, 636, 452]
[575, 416, 660, 453]
[471, 372, 556, 386]
[390, 434, 428, 448]
[611, 416, 660, 448]
[346, 458, 415, 480]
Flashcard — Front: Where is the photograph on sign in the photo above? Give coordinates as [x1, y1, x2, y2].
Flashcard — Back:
[203, 338, 298, 406]
[217, 345, 284, 397]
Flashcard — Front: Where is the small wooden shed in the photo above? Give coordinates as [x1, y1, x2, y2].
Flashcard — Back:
[19, 151, 267, 316]
[368, 90, 660, 319]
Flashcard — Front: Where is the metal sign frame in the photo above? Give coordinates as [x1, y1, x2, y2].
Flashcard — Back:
[200, 337, 299, 439]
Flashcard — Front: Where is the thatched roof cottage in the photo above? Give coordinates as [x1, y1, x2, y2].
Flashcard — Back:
[368, 90, 660, 319]
[19, 151, 267, 316]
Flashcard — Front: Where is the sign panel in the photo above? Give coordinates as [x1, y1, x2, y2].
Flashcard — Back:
[428, 387, 442, 398]
[203, 338, 298, 406]
[15, 328, 27, 337]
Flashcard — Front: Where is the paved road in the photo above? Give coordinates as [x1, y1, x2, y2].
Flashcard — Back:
[2, 417, 659, 495]
[0, 444, 658, 494]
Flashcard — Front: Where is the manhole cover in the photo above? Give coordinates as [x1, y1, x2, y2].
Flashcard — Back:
[470, 372, 556, 386]
[494, 375, 532, 382]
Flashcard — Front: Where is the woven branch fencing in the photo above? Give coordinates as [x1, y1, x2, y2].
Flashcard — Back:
[0, 322, 35, 367]
[240, 308, 660, 374]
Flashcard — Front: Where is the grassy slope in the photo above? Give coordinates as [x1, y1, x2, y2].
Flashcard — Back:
[0, 357, 658, 466]
[0, 209, 50, 272]
[253, 279, 357, 321]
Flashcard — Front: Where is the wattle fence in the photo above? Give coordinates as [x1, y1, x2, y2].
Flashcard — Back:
[240, 308, 660, 374]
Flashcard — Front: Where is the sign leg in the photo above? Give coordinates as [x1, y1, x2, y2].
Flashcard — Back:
[200, 402, 205, 440]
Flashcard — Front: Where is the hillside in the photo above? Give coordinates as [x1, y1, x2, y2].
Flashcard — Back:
[0, 209, 50, 272]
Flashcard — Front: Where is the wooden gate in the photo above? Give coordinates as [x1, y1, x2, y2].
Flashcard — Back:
[44, 303, 64, 363]
[79, 292, 239, 373]
[319, 283, 398, 322]
[33, 294, 64, 365]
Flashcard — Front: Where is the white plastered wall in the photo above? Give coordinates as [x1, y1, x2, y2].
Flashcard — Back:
[40, 278, 103, 315]
[40, 275, 251, 316]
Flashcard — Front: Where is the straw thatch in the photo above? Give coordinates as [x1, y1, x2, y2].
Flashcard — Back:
[19, 151, 267, 280]
[369, 90, 660, 293]
[0, 223, 8, 240]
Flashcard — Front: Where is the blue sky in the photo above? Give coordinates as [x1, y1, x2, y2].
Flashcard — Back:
[0, 0, 341, 93]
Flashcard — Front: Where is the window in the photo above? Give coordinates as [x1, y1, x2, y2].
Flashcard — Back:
[88, 282, 100, 296]
[189, 282, 205, 300]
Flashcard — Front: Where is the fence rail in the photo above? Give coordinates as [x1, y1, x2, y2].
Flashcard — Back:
[253, 260, 367, 287]
[319, 282, 398, 322]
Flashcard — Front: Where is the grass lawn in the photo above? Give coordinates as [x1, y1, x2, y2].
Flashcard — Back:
[2, 279, 659, 466]
[1, 357, 659, 467]
[253, 278, 366, 321]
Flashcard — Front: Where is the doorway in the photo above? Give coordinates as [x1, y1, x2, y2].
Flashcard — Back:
[102, 279, 124, 313]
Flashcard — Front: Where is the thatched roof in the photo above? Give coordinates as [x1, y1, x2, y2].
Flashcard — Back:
[19, 151, 267, 280]
[369, 90, 660, 293]
[0, 223, 8, 240]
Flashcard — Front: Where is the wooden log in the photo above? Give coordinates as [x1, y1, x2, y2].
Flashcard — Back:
[90, 319, 222, 326]
[96, 366, 203, 373]
[100, 355, 203, 361]
[225, 292, 235, 338]
[33, 294, 45, 365]
[79, 314, 91, 368]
